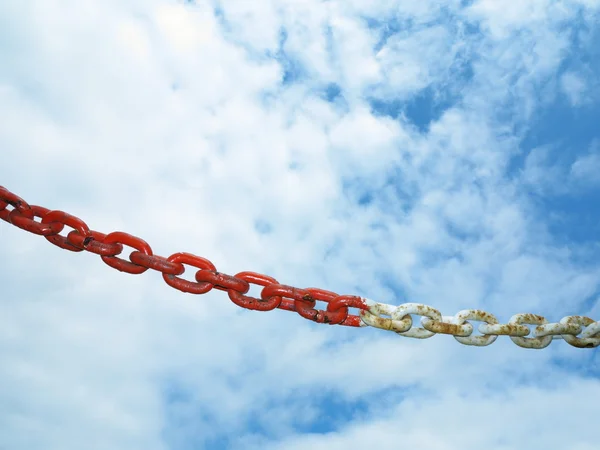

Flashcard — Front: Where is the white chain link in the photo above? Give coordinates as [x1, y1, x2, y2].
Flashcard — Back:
[359, 299, 600, 349]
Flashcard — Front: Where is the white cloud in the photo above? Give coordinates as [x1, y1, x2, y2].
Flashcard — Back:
[520, 146, 566, 193]
[1, 0, 600, 449]
[465, 0, 577, 39]
[154, 4, 219, 53]
[519, 142, 600, 195]
[570, 144, 600, 187]
[256, 379, 600, 450]
[375, 25, 457, 98]
[560, 71, 588, 106]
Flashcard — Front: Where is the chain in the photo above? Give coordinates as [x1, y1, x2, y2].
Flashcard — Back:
[1, 186, 598, 349]
[360, 301, 600, 348]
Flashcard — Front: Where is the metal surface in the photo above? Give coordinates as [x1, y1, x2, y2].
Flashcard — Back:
[1, 185, 598, 349]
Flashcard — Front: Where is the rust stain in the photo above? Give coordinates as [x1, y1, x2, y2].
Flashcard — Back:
[514, 313, 545, 323]
[424, 320, 471, 337]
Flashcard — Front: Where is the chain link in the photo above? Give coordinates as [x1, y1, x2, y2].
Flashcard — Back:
[1, 186, 598, 349]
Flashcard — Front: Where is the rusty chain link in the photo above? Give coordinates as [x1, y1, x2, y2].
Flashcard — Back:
[1, 186, 598, 349]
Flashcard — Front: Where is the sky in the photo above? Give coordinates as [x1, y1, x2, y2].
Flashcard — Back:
[1, 0, 600, 449]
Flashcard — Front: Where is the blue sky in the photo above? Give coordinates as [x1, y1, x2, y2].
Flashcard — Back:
[1, 0, 600, 449]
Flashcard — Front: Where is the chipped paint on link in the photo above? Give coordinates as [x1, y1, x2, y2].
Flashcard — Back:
[391, 303, 442, 339]
[534, 322, 581, 338]
[581, 321, 600, 339]
[479, 323, 530, 337]
[453, 310, 499, 347]
[508, 314, 553, 349]
[359, 299, 412, 332]
[560, 316, 600, 348]
[421, 315, 473, 337]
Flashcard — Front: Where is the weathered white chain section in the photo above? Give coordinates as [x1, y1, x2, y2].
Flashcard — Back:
[359, 299, 600, 349]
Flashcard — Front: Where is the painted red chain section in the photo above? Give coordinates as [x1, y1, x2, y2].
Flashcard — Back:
[42, 210, 92, 252]
[0, 186, 368, 327]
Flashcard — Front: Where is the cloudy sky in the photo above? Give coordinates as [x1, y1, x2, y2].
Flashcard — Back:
[1, 0, 600, 448]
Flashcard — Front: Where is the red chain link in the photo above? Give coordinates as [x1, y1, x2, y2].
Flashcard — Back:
[42, 210, 92, 252]
[229, 272, 284, 311]
[0, 186, 368, 327]
[9, 205, 64, 236]
[162, 252, 216, 294]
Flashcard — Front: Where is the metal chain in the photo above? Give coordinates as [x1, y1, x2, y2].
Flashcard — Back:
[360, 300, 600, 349]
[1, 186, 598, 349]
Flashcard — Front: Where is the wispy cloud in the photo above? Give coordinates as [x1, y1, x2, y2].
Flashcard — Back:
[1, 0, 600, 449]
[571, 141, 600, 187]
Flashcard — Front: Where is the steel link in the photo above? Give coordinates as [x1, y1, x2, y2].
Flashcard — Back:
[360, 300, 413, 333]
[534, 322, 581, 338]
[479, 322, 530, 337]
[509, 314, 553, 349]
[581, 321, 600, 339]
[129, 252, 185, 276]
[42, 210, 91, 252]
[67, 230, 123, 256]
[228, 272, 283, 311]
[162, 252, 216, 294]
[1, 186, 598, 349]
[0, 187, 32, 221]
[326, 295, 369, 326]
[390, 303, 442, 339]
[452, 310, 498, 347]
[560, 316, 600, 348]
[421, 315, 473, 337]
[195, 270, 250, 294]
[298, 287, 338, 322]
[100, 232, 151, 274]
[8, 205, 64, 236]
[262, 283, 310, 315]
[292, 288, 368, 326]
